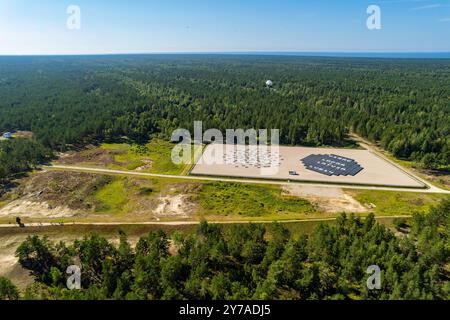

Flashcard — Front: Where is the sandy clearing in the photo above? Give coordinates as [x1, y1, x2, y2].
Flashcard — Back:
[283, 185, 345, 198]
[0, 170, 111, 218]
[153, 183, 200, 218]
[0, 251, 18, 274]
[0, 235, 34, 290]
[0, 200, 79, 218]
[155, 194, 193, 218]
[282, 185, 367, 213]
[155, 194, 187, 217]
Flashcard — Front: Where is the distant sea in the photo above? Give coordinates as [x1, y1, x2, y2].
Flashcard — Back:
[227, 51, 450, 59]
[2, 52, 450, 59]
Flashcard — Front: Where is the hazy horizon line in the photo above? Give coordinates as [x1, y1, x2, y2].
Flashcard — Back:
[1, 50, 450, 58]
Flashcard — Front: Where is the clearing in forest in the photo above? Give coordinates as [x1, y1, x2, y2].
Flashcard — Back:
[191, 144, 425, 188]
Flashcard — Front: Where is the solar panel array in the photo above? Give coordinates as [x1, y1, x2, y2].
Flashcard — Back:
[301, 154, 364, 177]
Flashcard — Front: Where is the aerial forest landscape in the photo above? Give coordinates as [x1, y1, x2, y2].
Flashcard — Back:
[0, 0, 449, 312]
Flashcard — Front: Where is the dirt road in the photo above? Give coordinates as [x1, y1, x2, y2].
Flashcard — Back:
[0, 215, 412, 229]
[349, 133, 447, 194]
[46, 165, 450, 194]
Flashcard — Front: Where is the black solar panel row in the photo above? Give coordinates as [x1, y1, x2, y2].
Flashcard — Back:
[301, 154, 364, 177]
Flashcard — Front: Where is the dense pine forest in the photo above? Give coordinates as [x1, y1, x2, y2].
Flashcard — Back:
[1, 199, 447, 300]
[0, 139, 52, 186]
[0, 55, 449, 183]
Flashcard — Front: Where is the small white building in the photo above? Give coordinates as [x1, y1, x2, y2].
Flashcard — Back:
[2, 132, 12, 139]
[266, 80, 273, 88]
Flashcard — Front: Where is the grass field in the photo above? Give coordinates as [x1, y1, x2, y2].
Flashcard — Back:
[1, 168, 447, 225]
[94, 179, 128, 214]
[197, 182, 317, 217]
[91, 177, 319, 219]
[347, 189, 448, 216]
[102, 139, 201, 175]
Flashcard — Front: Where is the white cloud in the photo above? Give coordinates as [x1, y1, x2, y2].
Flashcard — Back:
[412, 3, 450, 10]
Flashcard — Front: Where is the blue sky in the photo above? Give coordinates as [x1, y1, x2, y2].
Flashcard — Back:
[0, 0, 449, 55]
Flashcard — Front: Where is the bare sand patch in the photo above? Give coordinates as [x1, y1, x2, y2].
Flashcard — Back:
[282, 185, 367, 213]
[0, 171, 112, 218]
[0, 235, 34, 290]
[0, 200, 78, 218]
[155, 194, 192, 217]
[153, 183, 201, 218]
[0, 253, 18, 274]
